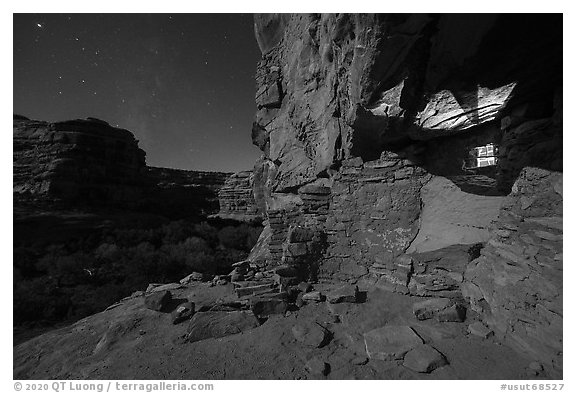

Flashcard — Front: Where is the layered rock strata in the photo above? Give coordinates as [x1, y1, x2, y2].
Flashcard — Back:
[216, 170, 263, 222]
[249, 13, 562, 374]
[145, 167, 230, 218]
[463, 167, 563, 378]
[13, 115, 146, 203]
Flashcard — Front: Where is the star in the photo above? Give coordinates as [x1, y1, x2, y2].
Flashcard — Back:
[36, 23, 43, 29]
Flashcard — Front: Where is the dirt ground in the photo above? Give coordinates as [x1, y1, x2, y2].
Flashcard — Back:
[14, 281, 545, 380]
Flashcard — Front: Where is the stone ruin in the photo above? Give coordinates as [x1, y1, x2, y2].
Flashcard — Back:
[243, 13, 563, 376]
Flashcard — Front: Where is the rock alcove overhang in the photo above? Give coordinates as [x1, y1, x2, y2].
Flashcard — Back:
[252, 13, 561, 198]
[249, 12, 562, 263]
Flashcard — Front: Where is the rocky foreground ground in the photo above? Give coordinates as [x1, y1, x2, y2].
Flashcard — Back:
[14, 250, 547, 380]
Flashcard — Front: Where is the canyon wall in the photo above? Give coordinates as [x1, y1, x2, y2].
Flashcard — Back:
[13, 115, 232, 218]
[145, 167, 230, 219]
[250, 14, 562, 374]
[13, 115, 147, 203]
[215, 170, 263, 222]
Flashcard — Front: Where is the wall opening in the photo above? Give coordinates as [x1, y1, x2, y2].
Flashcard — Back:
[464, 143, 499, 169]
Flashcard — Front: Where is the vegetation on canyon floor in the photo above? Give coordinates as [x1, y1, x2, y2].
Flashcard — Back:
[13, 218, 262, 340]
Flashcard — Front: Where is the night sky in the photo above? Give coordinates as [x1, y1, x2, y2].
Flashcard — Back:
[13, 14, 263, 172]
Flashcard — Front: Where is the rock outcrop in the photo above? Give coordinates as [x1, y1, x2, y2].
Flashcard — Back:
[14, 115, 147, 203]
[463, 167, 563, 378]
[145, 167, 229, 219]
[14, 115, 232, 218]
[215, 170, 262, 222]
[249, 14, 562, 375]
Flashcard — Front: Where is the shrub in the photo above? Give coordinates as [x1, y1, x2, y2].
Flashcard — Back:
[217, 224, 262, 251]
[13, 218, 263, 334]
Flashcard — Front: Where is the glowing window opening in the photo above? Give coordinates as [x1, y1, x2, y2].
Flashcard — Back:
[464, 143, 499, 169]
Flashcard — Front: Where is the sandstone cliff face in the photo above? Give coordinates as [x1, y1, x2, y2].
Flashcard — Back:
[215, 170, 262, 222]
[463, 167, 563, 378]
[145, 167, 230, 219]
[14, 115, 147, 203]
[250, 14, 562, 373]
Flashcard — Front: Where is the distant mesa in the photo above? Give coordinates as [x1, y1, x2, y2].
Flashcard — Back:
[13, 113, 254, 220]
[13, 114, 147, 203]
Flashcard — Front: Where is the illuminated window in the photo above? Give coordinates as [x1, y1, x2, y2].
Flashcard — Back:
[464, 143, 498, 169]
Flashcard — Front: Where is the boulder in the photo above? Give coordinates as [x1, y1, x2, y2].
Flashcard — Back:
[468, 321, 494, 338]
[180, 272, 205, 284]
[250, 295, 288, 318]
[412, 298, 451, 320]
[325, 285, 360, 304]
[291, 323, 330, 348]
[274, 264, 299, 277]
[363, 326, 423, 361]
[437, 304, 466, 322]
[297, 282, 313, 293]
[302, 291, 323, 302]
[230, 269, 245, 282]
[403, 344, 448, 373]
[305, 356, 330, 376]
[171, 302, 195, 324]
[144, 290, 171, 312]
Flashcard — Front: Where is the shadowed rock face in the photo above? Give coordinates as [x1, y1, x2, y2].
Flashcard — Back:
[215, 170, 263, 222]
[13, 115, 147, 203]
[250, 13, 562, 375]
[463, 167, 563, 378]
[13, 115, 232, 218]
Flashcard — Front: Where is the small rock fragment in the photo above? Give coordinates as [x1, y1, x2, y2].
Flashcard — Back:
[180, 272, 204, 284]
[292, 323, 330, 348]
[412, 298, 451, 321]
[171, 302, 195, 324]
[403, 344, 447, 373]
[302, 291, 323, 302]
[325, 285, 359, 304]
[305, 357, 330, 376]
[274, 264, 298, 277]
[437, 304, 466, 322]
[529, 361, 543, 372]
[144, 290, 171, 312]
[230, 268, 244, 282]
[468, 321, 494, 338]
